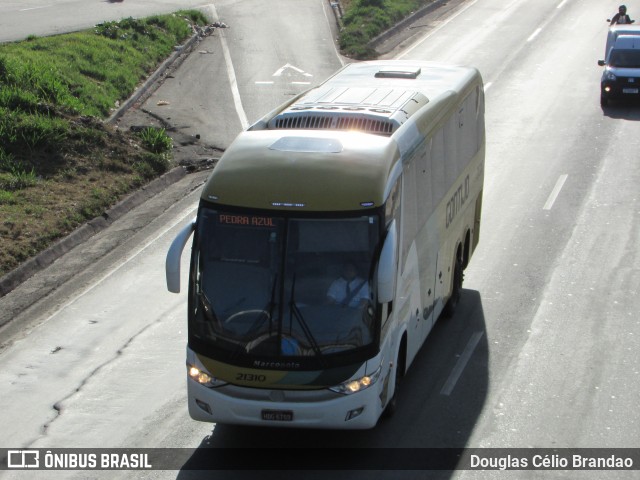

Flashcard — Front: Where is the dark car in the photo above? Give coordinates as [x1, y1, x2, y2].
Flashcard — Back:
[598, 35, 640, 107]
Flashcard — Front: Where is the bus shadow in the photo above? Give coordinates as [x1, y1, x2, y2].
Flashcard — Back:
[175, 290, 488, 479]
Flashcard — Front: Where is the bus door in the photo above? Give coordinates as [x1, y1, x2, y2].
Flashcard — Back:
[417, 221, 439, 342]
[434, 241, 453, 320]
[400, 162, 427, 364]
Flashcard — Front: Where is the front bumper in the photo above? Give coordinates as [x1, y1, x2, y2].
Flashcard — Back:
[187, 378, 385, 429]
[601, 79, 640, 101]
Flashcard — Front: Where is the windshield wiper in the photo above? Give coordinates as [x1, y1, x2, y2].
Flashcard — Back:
[198, 290, 221, 331]
[289, 273, 325, 362]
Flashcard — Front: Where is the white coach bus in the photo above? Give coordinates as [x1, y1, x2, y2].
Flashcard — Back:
[166, 60, 485, 429]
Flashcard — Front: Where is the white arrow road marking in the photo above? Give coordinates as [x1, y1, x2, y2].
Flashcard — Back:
[272, 63, 313, 77]
[256, 64, 313, 85]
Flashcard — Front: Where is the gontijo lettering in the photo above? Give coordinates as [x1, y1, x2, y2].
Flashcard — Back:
[446, 174, 470, 228]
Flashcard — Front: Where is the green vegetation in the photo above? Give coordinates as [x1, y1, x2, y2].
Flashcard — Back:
[0, 11, 208, 278]
[339, 0, 431, 58]
[0, 2, 422, 281]
[138, 127, 173, 154]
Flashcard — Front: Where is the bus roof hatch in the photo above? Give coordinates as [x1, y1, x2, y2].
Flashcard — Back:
[374, 66, 422, 79]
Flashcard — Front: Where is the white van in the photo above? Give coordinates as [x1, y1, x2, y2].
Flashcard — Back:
[598, 35, 640, 107]
[604, 24, 640, 58]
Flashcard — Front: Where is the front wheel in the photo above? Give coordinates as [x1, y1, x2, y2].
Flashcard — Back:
[383, 350, 405, 419]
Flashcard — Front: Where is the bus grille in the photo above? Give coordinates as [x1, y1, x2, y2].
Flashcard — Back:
[272, 114, 395, 135]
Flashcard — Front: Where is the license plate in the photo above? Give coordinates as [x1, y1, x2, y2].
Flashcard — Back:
[623, 88, 639, 94]
[261, 409, 293, 421]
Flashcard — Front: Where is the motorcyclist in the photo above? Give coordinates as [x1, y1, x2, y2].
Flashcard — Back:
[609, 5, 634, 25]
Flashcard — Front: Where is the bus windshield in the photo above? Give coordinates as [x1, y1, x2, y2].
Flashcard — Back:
[190, 206, 380, 364]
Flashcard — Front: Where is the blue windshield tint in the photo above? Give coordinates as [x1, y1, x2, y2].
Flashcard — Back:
[191, 208, 380, 359]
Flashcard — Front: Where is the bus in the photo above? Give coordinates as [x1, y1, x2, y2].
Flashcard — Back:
[166, 60, 485, 429]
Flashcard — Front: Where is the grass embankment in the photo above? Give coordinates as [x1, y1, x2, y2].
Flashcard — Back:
[0, 11, 207, 278]
[0, 3, 425, 280]
[339, 0, 432, 58]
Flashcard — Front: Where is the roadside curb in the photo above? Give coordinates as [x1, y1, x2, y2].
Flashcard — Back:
[0, 166, 187, 298]
[0, 22, 219, 299]
[107, 27, 205, 125]
[368, 0, 447, 51]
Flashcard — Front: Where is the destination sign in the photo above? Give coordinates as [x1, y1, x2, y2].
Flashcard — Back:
[218, 214, 276, 227]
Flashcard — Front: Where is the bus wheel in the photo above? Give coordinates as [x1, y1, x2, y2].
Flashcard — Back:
[383, 351, 405, 418]
[442, 259, 463, 319]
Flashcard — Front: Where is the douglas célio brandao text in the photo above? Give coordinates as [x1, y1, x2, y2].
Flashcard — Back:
[469, 453, 634, 470]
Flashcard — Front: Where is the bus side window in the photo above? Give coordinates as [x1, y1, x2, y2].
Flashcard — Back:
[382, 181, 401, 320]
[417, 141, 433, 226]
[459, 91, 480, 170]
[444, 114, 458, 186]
[401, 161, 418, 270]
[431, 130, 446, 205]
[385, 180, 401, 227]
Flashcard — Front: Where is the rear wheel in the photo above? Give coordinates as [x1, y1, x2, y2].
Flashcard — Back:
[442, 259, 463, 319]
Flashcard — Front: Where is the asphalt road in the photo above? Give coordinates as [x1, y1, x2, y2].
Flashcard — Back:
[1, 0, 639, 479]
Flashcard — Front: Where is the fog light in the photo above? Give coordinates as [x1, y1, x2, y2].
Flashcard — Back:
[345, 407, 364, 421]
[195, 399, 212, 414]
[605, 86, 611, 92]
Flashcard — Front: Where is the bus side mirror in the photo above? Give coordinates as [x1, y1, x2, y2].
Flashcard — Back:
[166, 220, 196, 293]
[377, 220, 397, 304]
[598, 60, 605, 66]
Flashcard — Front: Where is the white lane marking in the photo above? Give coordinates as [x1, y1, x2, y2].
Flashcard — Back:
[291, 81, 311, 85]
[440, 331, 484, 396]
[255, 81, 274, 85]
[556, 0, 569, 8]
[210, 4, 249, 130]
[484, 81, 493, 92]
[543, 174, 568, 210]
[527, 27, 543, 42]
[323, 0, 346, 67]
[20, 5, 52, 11]
[398, 0, 478, 59]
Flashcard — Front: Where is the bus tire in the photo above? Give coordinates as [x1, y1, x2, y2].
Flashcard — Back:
[442, 259, 463, 319]
[383, 346, 405, 418]
[384, 375, 399, 418]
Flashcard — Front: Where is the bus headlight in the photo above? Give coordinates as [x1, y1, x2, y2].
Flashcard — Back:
[329, 365, 382, 395]
[604, 71, 617, 81]
[187, 364, 227, 388]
